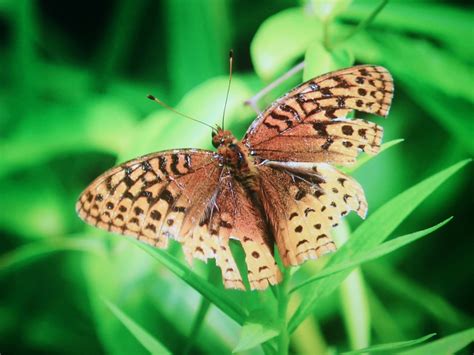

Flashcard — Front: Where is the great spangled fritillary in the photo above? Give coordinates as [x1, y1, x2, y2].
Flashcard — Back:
[76, 65, 394, 290]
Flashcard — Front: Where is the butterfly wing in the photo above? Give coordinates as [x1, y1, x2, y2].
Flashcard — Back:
[243, 65, 393, 164]
[243, 65, 393, 267]
[76, 149, 223, 247]
[76, 149, 281, 290]
[196, 169, 282, 290]
[256, 162, 366, 266]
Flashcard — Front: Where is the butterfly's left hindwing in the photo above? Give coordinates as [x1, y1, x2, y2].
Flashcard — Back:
[255, 161, 367, 266]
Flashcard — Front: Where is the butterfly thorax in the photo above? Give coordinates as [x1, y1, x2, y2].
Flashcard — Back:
[212, 129, 255, 179]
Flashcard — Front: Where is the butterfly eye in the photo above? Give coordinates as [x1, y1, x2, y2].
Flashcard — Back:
[211, 131, 217, 138]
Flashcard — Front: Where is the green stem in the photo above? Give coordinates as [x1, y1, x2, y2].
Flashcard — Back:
[322, 18, 331, 50]
[340, 0, 389, 43]
[277, 269, 290, 355]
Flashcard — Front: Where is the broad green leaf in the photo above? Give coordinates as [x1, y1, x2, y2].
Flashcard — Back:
[303, 43, 354, 81]
[129, 239, 247, 325]
[290, 217, 452, 293]
[233, 309, 279, 353]
[0, 236, 101, 276]
[340, 139, 404, 174]
[251, 8, 323, 80]
[119, 75, 255, 162]
[309, 0, 352, 22]
[0, 97, 138, 178]
[289, 159, 470, 333]
[343, 333, 436, 354]
[400, 328, 474, 355]
[104, 299, 171, 355]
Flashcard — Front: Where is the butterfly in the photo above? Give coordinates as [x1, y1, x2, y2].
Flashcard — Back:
[76, 65, 394, 291]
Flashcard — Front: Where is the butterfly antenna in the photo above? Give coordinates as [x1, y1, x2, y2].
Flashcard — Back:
[221, 49, 233, 130]
[147, 94, 216, 131]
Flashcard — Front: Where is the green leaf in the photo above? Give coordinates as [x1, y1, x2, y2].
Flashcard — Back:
[342, 333, 436, 354]
[251, 8, 323, 80]
[303, 43, 354, 81]
[366, 263, 472, 329]
[340, 138, 404, 174]
[400, 328, 474, 355]
[233, 310, 279, 353]
[309, 0, 352, 22]
[128, 239, 248, 325]
[290, 217, 452, 293]
[288, 159, 471, 333]
[342, 1, 473, 49]
[103, 299, 171, 355]
[0, 236, 101, 276]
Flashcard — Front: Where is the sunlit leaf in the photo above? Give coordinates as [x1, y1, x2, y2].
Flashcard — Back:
[309, 0, 352, 21]
[290, 217, 451, 293]
[233, 309, 279, 353]
[303, 43, 354, 81]
[399, 328, 474, 355]
[251, 7, 323, 80]
[343, 333, 436, 354]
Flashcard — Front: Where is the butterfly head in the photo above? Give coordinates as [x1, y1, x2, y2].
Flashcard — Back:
[212, 127, 236, 149]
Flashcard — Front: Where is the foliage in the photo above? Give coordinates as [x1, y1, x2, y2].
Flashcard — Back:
[0, 0, 472, 354]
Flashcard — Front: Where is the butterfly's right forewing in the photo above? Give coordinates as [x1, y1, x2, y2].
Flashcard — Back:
[77, 149, 282, 291]
[77, 149, 223, 251]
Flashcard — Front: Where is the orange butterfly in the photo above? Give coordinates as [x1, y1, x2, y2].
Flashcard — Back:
[76, 65, 394, 290]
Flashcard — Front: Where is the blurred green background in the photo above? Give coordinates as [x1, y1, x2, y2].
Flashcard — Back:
[0, 0, 473, 354]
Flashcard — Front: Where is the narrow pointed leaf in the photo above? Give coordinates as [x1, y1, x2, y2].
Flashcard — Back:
[289, 159, 470, 333]
[0, 236, 101, 276]
[290, 217, 452, 293]
[341, 139, 404, 174]
[342, 333, 436, 354]
[400, 328, 474, 355]
[129, 239, 247, 325]
[104, 299, 171, 355]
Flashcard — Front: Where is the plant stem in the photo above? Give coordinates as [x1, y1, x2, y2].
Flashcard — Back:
[277, 269, 290, 355]
[340, 0, 389, 43]
[322, 18, 331, 50]
[244, 62, 305, 114]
